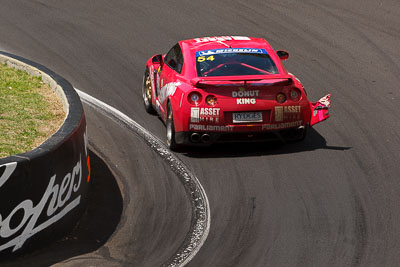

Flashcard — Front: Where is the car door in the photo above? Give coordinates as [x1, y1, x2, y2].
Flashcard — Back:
[158, 44, 183, 115]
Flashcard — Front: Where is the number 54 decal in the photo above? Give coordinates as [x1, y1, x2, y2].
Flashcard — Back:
[197, 55, 215, 62]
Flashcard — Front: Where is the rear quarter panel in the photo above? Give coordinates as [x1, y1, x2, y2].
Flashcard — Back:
[169, 79, 193, 132]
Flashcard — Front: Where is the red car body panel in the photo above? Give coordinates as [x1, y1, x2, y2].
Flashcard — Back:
[145, 36, 330, 145]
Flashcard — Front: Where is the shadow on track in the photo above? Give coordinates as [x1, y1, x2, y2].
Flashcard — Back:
[182, 128, 350, 158]
[1, 149, 123, 267]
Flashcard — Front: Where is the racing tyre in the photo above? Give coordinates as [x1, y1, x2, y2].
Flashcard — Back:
[142, 67, 156, 114]
[166, 103, 178, 150]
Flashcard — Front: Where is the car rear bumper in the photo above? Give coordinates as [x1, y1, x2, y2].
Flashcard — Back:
[175, 125, 307, 145]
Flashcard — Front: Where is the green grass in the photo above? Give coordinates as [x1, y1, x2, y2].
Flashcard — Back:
[0, 63, 64, 158]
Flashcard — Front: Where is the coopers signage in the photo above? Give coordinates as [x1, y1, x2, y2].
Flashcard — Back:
[0, 158, 82, 252]
[0, 127, 90, 256]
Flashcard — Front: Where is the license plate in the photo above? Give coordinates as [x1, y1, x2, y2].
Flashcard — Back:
[233, 112, 263, 123]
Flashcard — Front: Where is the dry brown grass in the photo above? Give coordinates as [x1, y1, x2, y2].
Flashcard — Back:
[33, 83, 66, 148]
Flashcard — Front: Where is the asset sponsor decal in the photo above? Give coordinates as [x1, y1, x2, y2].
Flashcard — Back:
[190, 107, 221, 123]
[159, 82, 181, 103]
[191, 107, 200, 123]
[284, 105, 301, 120]
[262, 120, 303, 130]
[189, 124, 233, 132]
[275, 106, 302, 121]
[0, 130, 90, 253]
[194, 36, 250, 43]
[197, 48, 267, 57]
[275, 106, 283, 122]
[284, 106, 301, 113]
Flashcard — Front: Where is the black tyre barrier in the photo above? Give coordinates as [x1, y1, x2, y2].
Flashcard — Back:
[0, 52, 90, 259]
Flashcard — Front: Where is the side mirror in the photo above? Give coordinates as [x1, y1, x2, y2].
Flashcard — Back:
[152, 54, 163, 64]
[276, 50, 289, 60]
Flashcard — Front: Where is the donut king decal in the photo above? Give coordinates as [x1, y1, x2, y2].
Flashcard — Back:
[0, 129, 90, 253]
[232, 87, 259, 105]
[190, 107, 221, 123]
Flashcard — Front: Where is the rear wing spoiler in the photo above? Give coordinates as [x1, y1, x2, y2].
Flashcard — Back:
[191, 75, 293, 87]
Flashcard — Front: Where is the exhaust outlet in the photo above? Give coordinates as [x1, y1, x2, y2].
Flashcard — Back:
[190, 133, 201, 143]
[201, 134, 211, 143]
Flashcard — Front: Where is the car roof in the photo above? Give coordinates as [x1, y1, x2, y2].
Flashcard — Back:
[180, 36, 274, 53]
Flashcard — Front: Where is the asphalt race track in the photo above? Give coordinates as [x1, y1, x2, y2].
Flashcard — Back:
[1, 0, 400, 266]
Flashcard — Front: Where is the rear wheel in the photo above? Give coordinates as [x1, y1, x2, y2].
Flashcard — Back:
[294, 124, 308, 142]
[166, 103, 178, 150]
[142, 68, 156, 114]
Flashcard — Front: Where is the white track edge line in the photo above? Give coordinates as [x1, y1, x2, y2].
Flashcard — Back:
[75, 88, 210, 267]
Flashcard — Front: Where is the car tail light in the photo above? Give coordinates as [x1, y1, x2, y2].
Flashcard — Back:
[290, 89, 301, 102]
[205, 95, 217, 106]
[276, 93, 287, 103]
[188, 92, 202, 105]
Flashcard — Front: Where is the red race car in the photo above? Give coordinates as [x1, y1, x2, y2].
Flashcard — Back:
[142, 36, 330, 149]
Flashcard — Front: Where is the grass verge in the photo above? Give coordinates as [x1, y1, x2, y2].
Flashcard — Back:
[0, 63, 66, 158]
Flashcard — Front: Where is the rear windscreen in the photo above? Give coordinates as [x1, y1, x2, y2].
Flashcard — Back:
[196, 48, 279, 77]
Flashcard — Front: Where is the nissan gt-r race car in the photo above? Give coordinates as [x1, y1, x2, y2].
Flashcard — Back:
[142, 36, 331, 149]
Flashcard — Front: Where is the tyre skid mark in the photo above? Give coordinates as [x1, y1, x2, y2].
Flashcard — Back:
[75, 89, 210, 267]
